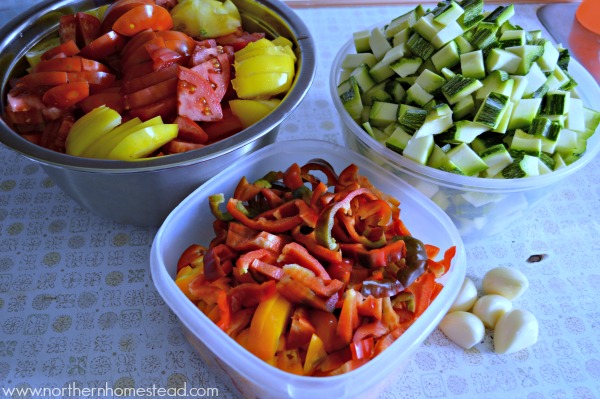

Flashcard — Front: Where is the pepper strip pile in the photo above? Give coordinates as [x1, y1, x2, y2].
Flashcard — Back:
[175, 161, 456, 376]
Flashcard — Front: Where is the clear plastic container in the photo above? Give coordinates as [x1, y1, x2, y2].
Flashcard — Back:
[330, 32, 600, 243]
[150, 139, 466, 399]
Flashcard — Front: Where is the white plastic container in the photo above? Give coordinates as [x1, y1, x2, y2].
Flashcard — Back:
[330, 31, 600, 243]
[151, 140, 466, 399]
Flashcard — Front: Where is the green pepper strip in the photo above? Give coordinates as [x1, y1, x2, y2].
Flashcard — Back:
[291, 226, 343, 264]
[226, 198, 304, 234]
[315, 188, 377, 251]
[209, 193, 234, 221]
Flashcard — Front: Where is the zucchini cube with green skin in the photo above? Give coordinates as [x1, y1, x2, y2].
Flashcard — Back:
[384, 7, 420, 38]
[353, 30, 371, 53]
[431, 40, 461, 71]
[337, 76, 363, 120]
[458, 0, 484, 26]
[432, 0, 465, 25]
[507, 98, 542, 130]
[446, 142, 488, 175]
[436, 120, 489, 144]
[413, 103, 453, 138]
[407, 32, 436, 60]
[485, 48, 521, 75]
[452, 95, 475, 120]
[398, 104, 427, 132]
[369, 27, 393, 60]
[370, 44, 409, 82]
[385, 124, 413, 153]
[403, 134, 434, 164]
[541, 90, 570, 115]
[430, 21, 465, 49]
[482, 4, 515, 26]
[474, 92, 510, 129]
[510, 129, 542, 156]
[506, 44, 544, 75]
[415, 69, 447, 94]
[349, 64, 376, 93]
[390, 56, 423, 78]
[441, 74, 483, 104]
[406, 83, 434, 107]
[480, 144, 513, 177]
[535, 39, 560, 72]
[460, 50, 486, 79]
[369, 101, 399, 128]
[498, 29, 526, 48]
[584, 106, 600, 132]
[341, 53, 377, 69]
[501, 154, 540, 178]
[475, 70, 514, 103]
[412, 13, 444, 42]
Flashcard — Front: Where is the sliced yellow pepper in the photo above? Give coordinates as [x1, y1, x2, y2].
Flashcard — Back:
[107, 123, 178, 160]
[65, 105, 122, 157]
[234, 38, 274, 59]
[234, 54, 295, 77]
[303, 333, 327, 375]
[247, 293, 292, 362]
[175, 265, 204, 301]
[234, 45, 294, 62]
[80, 117, 142, 158]
[229, 99, 280, 128]
[232, 72, 292, 99]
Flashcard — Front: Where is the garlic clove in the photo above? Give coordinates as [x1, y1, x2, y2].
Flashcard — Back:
[439, 311, 485, 350]
[448, 277, 478, 312]
[482, 266, 529, 300]
[494, 309, 539, 354]
[472, 294, 513, 329]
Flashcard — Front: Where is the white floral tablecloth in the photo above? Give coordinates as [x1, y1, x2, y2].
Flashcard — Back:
[2, 2, 600, 399]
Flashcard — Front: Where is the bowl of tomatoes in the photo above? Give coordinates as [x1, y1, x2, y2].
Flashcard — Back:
[0, 0, 316, 226]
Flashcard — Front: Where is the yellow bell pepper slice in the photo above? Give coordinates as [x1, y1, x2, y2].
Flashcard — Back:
[234, 38, 274, 59]
[247, 293, 292, 362]
[234, 45, 293, 62]
[229, 99, 280, 128]
[107, 123, 178, 160]
[232, 72, 292, 99]
[276, 349, 304, 375]
[175, 265, 204, 301]
[303, 333, 328, 375]
[65, 105, 122, 157]
[271, 36, 294, 48]
[89, 116, 163, 159]
[234, 54, 295, 77]
[80, 117, 142, 158]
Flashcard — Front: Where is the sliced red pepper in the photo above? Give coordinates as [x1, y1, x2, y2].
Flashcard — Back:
[282, 264, 344, 297]
[283, 163, 304, 190]
[203, 244, 237, 282]
[349, 336, 375, 360]
[357, 295, 383, 319]
[229, 280, 277, 310]
[225, 222, 290, 253]
[406, 271, 436, 318]
[279, 242, 331, 281]
[337, 288, 360, 344]
[276, 275, 337, 313]
[340, 239, 406, 269]
[287, 307, 316, 350]
[226, 198, 304, 234]
[225, 307, 254, 337]
[235, 248, 278, 275]
[176, 243, 206, 272]
[291, 226, 343, 264]
[249, 259, 285, 281]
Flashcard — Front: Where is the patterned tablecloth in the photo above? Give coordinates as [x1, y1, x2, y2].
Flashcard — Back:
[1, 2, 600, 399]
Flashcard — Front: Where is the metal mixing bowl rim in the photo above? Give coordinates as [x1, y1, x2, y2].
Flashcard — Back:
[0, 0, 317, 173]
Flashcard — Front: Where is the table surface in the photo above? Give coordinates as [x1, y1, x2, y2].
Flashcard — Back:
[1, 2, 600, 399]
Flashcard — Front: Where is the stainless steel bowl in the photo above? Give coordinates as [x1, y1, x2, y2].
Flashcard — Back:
[0, 0, 316, 226]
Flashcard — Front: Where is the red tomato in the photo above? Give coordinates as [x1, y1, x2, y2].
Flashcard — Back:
[120, 29, 156, 59]
[122, 60, 155, 81]
[79, 31, 127, 60]
[59, 15, 78, 44]
[122, 63, 178, 93]
[67, 71, 117, 92]
[163, 138, 206, 154]
[174, 115, 208, 143]
[125, 76, 178, 110]
[41, 40, 80, 60]
[202, 107, 244, 143]
[100, 0, 156, 33]
[22, 72, 69, 87]
[177, 66, 222, 122]
[35, 57, 83, 73]
[112, 4, 173, 37]
[80, 87, 125, 114]
[75, 12, 101, 47]
[81, 58, 111, 73]
[128, 96, 177, 121]
[191, 53, 230, 101]
[215, 30, 265, 52]
[42, 81, 89, 108]
[40, 114, 74, 151]
[149, 47, 187, 70]
[121, 35, 164, 70]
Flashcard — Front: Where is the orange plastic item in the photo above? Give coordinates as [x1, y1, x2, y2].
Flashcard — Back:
[576, 0, 600, 35]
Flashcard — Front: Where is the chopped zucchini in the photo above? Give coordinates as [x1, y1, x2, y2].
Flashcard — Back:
[337, 76, 363, 120]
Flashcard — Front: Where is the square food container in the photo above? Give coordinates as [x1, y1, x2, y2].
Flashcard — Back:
[150, 139, 466, 399]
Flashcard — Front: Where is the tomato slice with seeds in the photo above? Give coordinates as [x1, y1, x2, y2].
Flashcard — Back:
[79, 31, 127, 60]
[112, 4, 173, 36]
[177, 66, 222, 122]
[59, 14, 78, 44]
[191, 53, 230, 101]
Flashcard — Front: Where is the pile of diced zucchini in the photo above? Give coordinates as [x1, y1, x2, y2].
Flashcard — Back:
[337, 0, 600, 178]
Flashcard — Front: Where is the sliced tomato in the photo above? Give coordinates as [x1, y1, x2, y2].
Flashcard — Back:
[122, 60, 155, 81]
[79, 31, 127, 60]
[201, 107, 243, 143]
[113, 4, 173, 36]
[35, 56, 82, 73]
[22, 71, 68, 87]
[42, 81, 89, 108]
[41, 40, 80, 61]
[122, 63, 178, 93]
[162, 138, 206, 154]
[128, 96, 177, 121]
[80, 88, 125, 114]
[75, 12, 101, 47]
[120, 29, 156, 61]
[6, 87, 45, 112]
[191, 53, 230, 101]
[125, 76, 178, 110]
[101, 0, 156, 33]
[59, 14, 78, 44]
[81, 58, 111, 73]
[121, 35, 164, 70]
[67, 71, 117, 92]
[40, 113, 74, 152]
[149, 47, 187, 70]
[5, 108, 44, 126]
[174, 115, 208, 143]
[177, 66, 222, 122]
[215, 30, 265, 52]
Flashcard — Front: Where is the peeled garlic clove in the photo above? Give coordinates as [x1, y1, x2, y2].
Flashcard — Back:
[472, 294, 513, 329]
[439, 311, 485, 350]
[448, 277, 478, 312]
[482, 266, 529, 300]
[494, 309, 539, 354]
